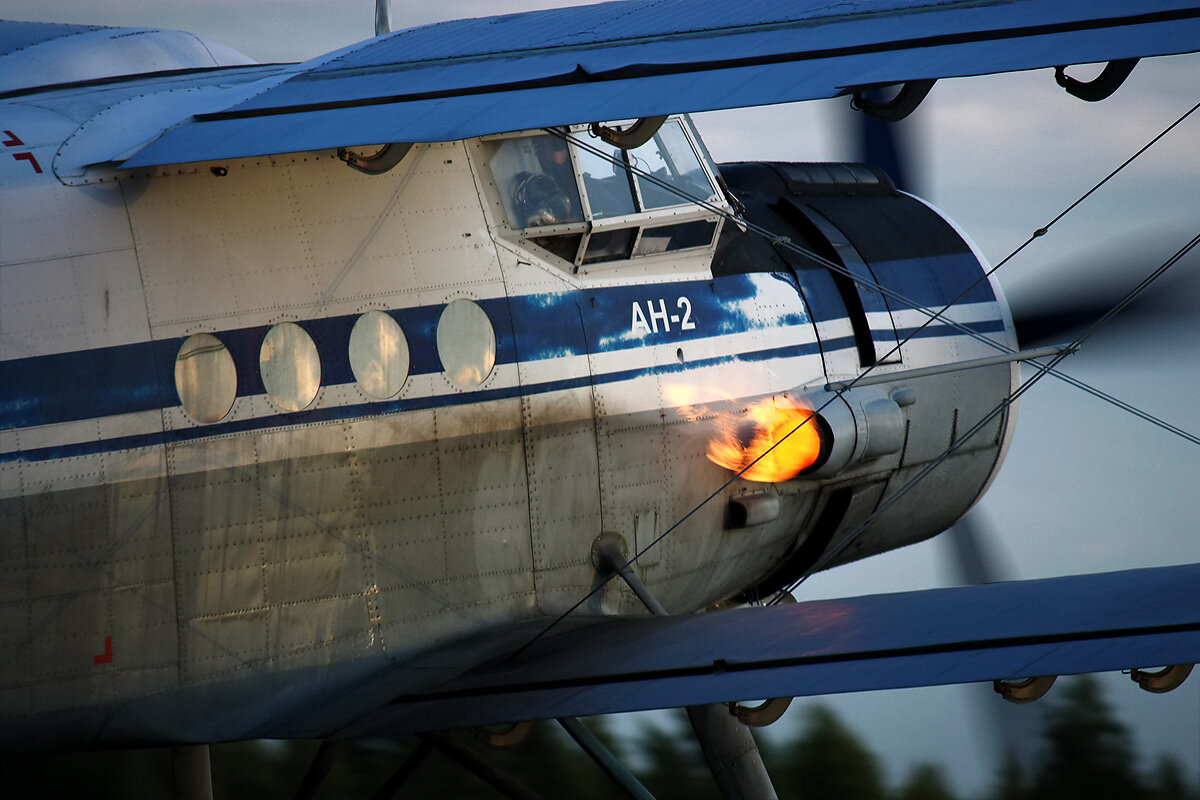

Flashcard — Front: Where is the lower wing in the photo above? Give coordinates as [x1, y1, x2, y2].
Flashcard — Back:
[324, 562, 1200, 738]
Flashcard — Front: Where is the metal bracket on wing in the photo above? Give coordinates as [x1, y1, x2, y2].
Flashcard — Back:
[1130, 663, 1193, 693]
[994, 675, 1057, 704]
[728, 697, 793, 727]
[337, 142, 413, 175]
[1054, 59, 1139, 102]
[728, 590, 794, 727]
[473, 720, 537, 748]
[589, 116, 669, 150]
[850, 79, 937, 122]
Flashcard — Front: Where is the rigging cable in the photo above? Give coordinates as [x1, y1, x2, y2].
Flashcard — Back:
[779, 228, 1200, 596]
[990, 98, 1200, 275]
[509, 102, 1200, 656]
[512, 131, 989, 657]
[554, 108, 1200, 447]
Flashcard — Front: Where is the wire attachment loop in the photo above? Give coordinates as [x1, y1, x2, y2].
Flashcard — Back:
[1055, 59, 1139, 102]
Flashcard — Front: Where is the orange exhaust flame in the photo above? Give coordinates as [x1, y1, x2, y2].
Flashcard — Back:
[706, 396, 822, 482]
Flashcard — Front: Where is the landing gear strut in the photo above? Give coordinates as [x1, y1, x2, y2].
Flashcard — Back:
[592, 533, 780, 800]
[171, 745, 214, 800]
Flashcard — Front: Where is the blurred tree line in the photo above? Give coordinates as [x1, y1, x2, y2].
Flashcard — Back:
[3, 674, 1196, 799]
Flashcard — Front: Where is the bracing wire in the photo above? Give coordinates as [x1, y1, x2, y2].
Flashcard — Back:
[509, 100, 1200, 657]
[555, 114, 1200, 447]
[510, 132, 968, 657]
[990, 98, 1200, 276]
[779, 228, 1200, 596]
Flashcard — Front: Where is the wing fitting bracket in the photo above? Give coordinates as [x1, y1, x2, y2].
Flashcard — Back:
[850, 79, 936, 122]
[1130, 663, 1193, 693]
[589, 116, 668, 150]
[338, 142, 413, 175]
[994, 675, 1057, 703]
[1054, 59, 1139, 102]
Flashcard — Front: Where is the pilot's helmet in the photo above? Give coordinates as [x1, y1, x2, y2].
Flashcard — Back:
[513, 171, 572, 227]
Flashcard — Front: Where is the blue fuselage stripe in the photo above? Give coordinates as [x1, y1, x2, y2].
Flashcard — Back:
[2, 274, 786, 430]
[1, 269, 1008, 449]
[4, 338, 826, 463]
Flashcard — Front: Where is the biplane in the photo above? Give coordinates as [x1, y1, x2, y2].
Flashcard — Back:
[2, 1, 1199, 796]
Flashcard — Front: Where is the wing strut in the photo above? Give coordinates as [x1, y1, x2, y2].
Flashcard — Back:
[172, 745, 214, 800]
[293, 741, 343, 800]
[558, 716, 658, 800]
[592, 535, 780, 800]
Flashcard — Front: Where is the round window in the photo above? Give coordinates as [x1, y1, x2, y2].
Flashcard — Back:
[175, 333, 237, 423]
[349, 310, 410, 399]
[436, 299, 496, 388]
[260, 322, 321, 411]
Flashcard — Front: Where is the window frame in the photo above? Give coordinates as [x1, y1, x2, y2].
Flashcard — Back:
[479, 118, 727, 273]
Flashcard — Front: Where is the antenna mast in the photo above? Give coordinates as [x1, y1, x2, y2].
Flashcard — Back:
[375, 0, 391, 35]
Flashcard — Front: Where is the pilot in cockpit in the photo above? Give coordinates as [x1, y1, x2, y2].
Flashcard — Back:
[508, 136, 580, 228]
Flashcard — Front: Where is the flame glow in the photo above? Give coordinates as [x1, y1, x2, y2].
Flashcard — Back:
[706, 396, 823, 482]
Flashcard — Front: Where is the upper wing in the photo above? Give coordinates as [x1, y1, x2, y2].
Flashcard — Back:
[0, 20, 259, 94]
[18, 0, 1200, 172]
[302, 562, 1200, 739]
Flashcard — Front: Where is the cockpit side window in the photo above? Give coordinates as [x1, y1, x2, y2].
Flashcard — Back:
[490, 134, 584, 228]
[481, 118, 725, 271]
[576, 143, 637, 218]
[631, 120, 717, 210]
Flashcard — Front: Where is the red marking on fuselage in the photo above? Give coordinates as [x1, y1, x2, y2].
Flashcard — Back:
[2, 130, 23, 147]
[13, 152, 42, 174]
[93, 635, 113, 665]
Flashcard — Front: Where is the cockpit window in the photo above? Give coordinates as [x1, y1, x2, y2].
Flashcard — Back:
[631, 120, 716, 210]
[483, 118, 724, 270]
[489, 134, 584, 228]
[576, 143, 637, 218]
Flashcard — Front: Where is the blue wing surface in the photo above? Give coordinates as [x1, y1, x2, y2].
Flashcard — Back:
[0, 20, 260, 95]
[324, 563, 1200, 738]
[11, 0, 1200, 169]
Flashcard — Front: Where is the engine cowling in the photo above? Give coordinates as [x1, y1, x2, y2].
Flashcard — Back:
[713, 162, 1019, 596]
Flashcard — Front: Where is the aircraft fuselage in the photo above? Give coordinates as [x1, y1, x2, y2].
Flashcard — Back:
[0, 86, 1017, 747]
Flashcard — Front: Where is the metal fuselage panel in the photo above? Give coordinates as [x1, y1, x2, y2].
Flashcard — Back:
[0, 105, 1016, 747]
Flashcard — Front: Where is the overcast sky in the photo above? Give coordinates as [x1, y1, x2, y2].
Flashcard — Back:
[6, 0, 1198, 793]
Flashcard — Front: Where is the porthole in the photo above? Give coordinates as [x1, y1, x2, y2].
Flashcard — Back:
[436, 299, 496, 388]
[260, 322, 321, 411]
[349, 310, 410, 399]
[175, 333, 237, 423]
